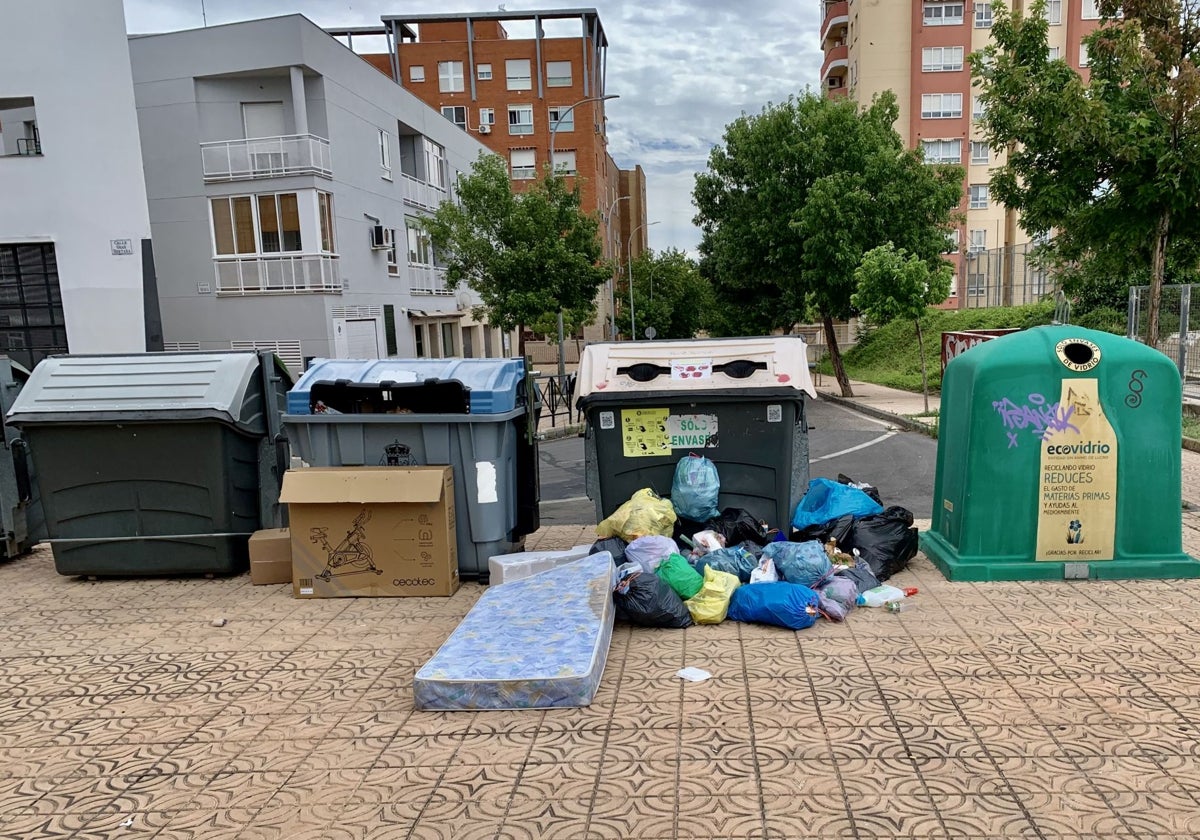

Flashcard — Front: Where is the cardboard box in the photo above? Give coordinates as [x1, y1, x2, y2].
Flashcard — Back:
[248, 528, 293, 585]
[280, 466, 459, 598]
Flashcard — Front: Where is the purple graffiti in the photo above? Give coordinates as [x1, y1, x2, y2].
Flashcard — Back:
[993, 393, 1080, 446]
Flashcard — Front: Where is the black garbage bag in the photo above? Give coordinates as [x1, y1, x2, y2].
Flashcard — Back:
[709, 507, 772, 546]
[591, 536, 628, 566]
[838, 473, 883, 506]
[791, 513, 855, 546]
[834, 557, 880, 595]
[843, 506, 918, 582]
[613, 571, 693, 628]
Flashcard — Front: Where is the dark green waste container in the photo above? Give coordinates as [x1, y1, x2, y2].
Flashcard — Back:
[7, 351, 292, 577]
[576, 337, 817, 531]
[922, 325, 1200, 581]
[0, 357, 39, 559]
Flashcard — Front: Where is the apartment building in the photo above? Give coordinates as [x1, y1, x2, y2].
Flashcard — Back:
[332, 9, 647, 344]
[821, 0, 1101, 304]
[128, 15, 502, 373]
[0, 0, 155, 370]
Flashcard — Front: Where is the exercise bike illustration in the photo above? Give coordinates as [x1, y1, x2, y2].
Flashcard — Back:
[311, 509, 383, 581]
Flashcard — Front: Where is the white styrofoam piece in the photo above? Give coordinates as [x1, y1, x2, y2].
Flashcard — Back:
[487, 544, 594, 585]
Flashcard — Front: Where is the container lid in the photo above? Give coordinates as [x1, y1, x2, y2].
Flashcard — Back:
[576, 337, 816, 399]
[287, 358, 527, 415]
[280, 466, 450, 504]
[6, 351, 269, 432]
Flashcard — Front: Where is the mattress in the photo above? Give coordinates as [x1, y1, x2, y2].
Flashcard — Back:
[414, 552, 616, 710]
[486, 543, 594, 585]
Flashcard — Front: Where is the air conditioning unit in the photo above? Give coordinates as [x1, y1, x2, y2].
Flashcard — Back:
[478, 123, 492, 134]
[369, 225, 392, 250]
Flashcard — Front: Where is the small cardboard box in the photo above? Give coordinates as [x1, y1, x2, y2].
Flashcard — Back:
[280, 466, 459, 598]
[248, 528, 293, 585]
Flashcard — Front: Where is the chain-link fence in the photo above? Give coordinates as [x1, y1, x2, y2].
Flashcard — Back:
[961, 243, 1055, 309]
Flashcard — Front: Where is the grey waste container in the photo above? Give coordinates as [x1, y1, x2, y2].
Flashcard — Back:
[576, 337, 817, 532]
[283, 357, 539, 582]
[7, 351, 292, 576]
[0, 357, 40, 559]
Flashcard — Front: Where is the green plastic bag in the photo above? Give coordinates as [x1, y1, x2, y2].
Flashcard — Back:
[657, 553, 704, 600]
[686, 567, 741, 624]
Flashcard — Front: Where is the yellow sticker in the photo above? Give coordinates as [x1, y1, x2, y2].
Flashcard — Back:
[621, 408, 670, 458]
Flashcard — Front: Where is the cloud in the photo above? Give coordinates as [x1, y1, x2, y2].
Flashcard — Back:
[123, 0, 823, 256]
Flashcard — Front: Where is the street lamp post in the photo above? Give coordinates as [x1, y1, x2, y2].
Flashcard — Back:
[627, 220, 660, 341]
[605, 195, 630, 340]
[549, 93, 619, 375]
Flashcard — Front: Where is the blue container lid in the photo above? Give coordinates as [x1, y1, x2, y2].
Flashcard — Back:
[287, 357, 527, 415]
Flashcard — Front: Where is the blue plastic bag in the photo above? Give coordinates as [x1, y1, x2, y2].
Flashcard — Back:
[792, 478, 884, 530]
[762, 541, 832, 587]
[728, 582, 820, 630]
[695, 545, 759, 583]
[671, 455, 720, 522]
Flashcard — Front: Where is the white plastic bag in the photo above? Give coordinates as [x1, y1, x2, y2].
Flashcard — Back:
[749, 556, 779, 584]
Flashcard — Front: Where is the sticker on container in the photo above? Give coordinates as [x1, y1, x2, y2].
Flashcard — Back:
[379, 439, 419, 467]
[667, 414, 719, 448]
[476, 461, 499, 504]
[1055, 338, 1102, 372]
[670, 359, 713, 381]
[599, 411, 615, 430]
[766, 404, 782, 423]
[943, 499, 954, 512]
[621, 408, 671, 458]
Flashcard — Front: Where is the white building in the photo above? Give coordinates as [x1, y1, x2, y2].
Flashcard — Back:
[0, 0, 153, 369]
[128, 15, 500, 373]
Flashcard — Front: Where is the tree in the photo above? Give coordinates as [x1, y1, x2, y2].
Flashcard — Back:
[423, 153, 611, 355]
[974, 0, 1200, 348]
[616, 248, 713, 340]
[852, 243, 953, 412]
[693, 92, 962, 396]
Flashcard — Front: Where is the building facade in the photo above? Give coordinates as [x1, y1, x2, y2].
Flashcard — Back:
[128, 15, 503, 374]
[334, 9, 647, 344]
[821, 0, 1101, 305]
[0, 0, 153, 370]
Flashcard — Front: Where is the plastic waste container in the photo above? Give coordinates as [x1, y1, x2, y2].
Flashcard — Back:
[6, 351, 293, 576]
[0, 357, 40, 559]
[576, 337, 817, 531]
[922, 325, 1200, 581]
[283, 358, 539, 581]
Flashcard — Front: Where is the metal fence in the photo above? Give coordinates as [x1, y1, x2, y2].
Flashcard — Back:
[532, 373, 577, 428]
[960, 243, 1055, 309]
[1127, 285, 1200, 389]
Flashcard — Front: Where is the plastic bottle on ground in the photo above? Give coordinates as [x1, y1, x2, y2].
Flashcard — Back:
[856, 584, 919, 608]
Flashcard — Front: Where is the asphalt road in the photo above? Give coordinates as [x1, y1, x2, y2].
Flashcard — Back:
[537, 397, 937, 527]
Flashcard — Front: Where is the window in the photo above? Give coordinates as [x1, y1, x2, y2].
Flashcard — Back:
[477, 63, 493, 81]
[510, 149, 536, 180]
[921, 138, 962, 164]
[386, 230, 399, 275]
[0, 97, 40, 156]
[921, 93, 963, 119]
[506, 59, 532, 90]
[922, 46, 964, 72]
[948, 275, 958, 296]
[211, 193, 310, 256]
[1048, 46, 1062, 61]
[975, 2, 993, 27]
[424, 139, 446, 189]
[406, 217, 432, 265]
[378, 129, 391, 179]
[944, 229, 960, 253]
[318, 192, 335, 253]
[1082, 0, 1101, 19]
[211, 196, 257, 255]
[973, 96, 986, 120]
[256, 194, 303, 252]
[441, 323, 456, 357]
[546, 60, 572, 87]
[409, 66, 425, 83]
[970, 141, 990, 164]
[548, 106, 574, 133]
[1079, 42, 1090, 67]
[508, 104, 534, 135]
[0, 244, 68, 371]
[553, 149, 577, 176]
[479, 108, 495, 128]
[441, 106, 467, 131]
[923, 3, 964, 25]
[969, 228, 987, 252]
[969, 184, 989, 209]
[414, 324, 426, 357]
[1043, 0, 1062, 24]
[438, 61, 464, 93]
[967, 273, 988, 296]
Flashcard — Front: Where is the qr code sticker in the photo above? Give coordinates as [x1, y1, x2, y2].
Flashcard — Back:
[767, 405, 782, 423]
[599, 411, 615, 430]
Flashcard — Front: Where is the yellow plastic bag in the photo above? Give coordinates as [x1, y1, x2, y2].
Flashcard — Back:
[595, 488, 677, 541]
[685, 567, 741, 624]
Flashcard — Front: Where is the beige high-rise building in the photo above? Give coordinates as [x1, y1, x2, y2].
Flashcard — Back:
[820, 1, 1102, 305]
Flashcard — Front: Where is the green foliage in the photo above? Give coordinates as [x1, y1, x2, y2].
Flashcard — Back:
[1183, 413, 1200, 442]
[616, 248, 713, 340]
[1072, 306, 1126, 334]
[423, 153, 610, 338]
[822, 302, 1056, 392]
[852, 243, 954, 326]
[693, 92, 962, 390]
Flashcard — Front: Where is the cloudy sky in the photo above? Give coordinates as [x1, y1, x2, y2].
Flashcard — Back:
[124, 0, 824, 256]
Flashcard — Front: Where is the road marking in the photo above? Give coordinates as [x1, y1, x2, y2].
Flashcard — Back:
[540, 495, 590, 505]
[810, 431, 897, 463]
[820, 399, 896, 429]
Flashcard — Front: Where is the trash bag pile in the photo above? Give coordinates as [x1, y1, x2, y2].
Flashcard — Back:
[591, 460, 921, 631]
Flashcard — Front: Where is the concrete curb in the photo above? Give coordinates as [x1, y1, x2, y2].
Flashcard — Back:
[1185, 436, 1200, 455]
[816, 391, 937, 438]
[539, 423, 584, 441]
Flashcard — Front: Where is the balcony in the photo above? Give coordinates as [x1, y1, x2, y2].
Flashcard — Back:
[409, 265, 453, 296]
[214, 254, 341, 295]
[820, 1, 849, 48]
[821, 44, 849, 84]
[200, 134, 332, 182]
[401, 173, 448, 211]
